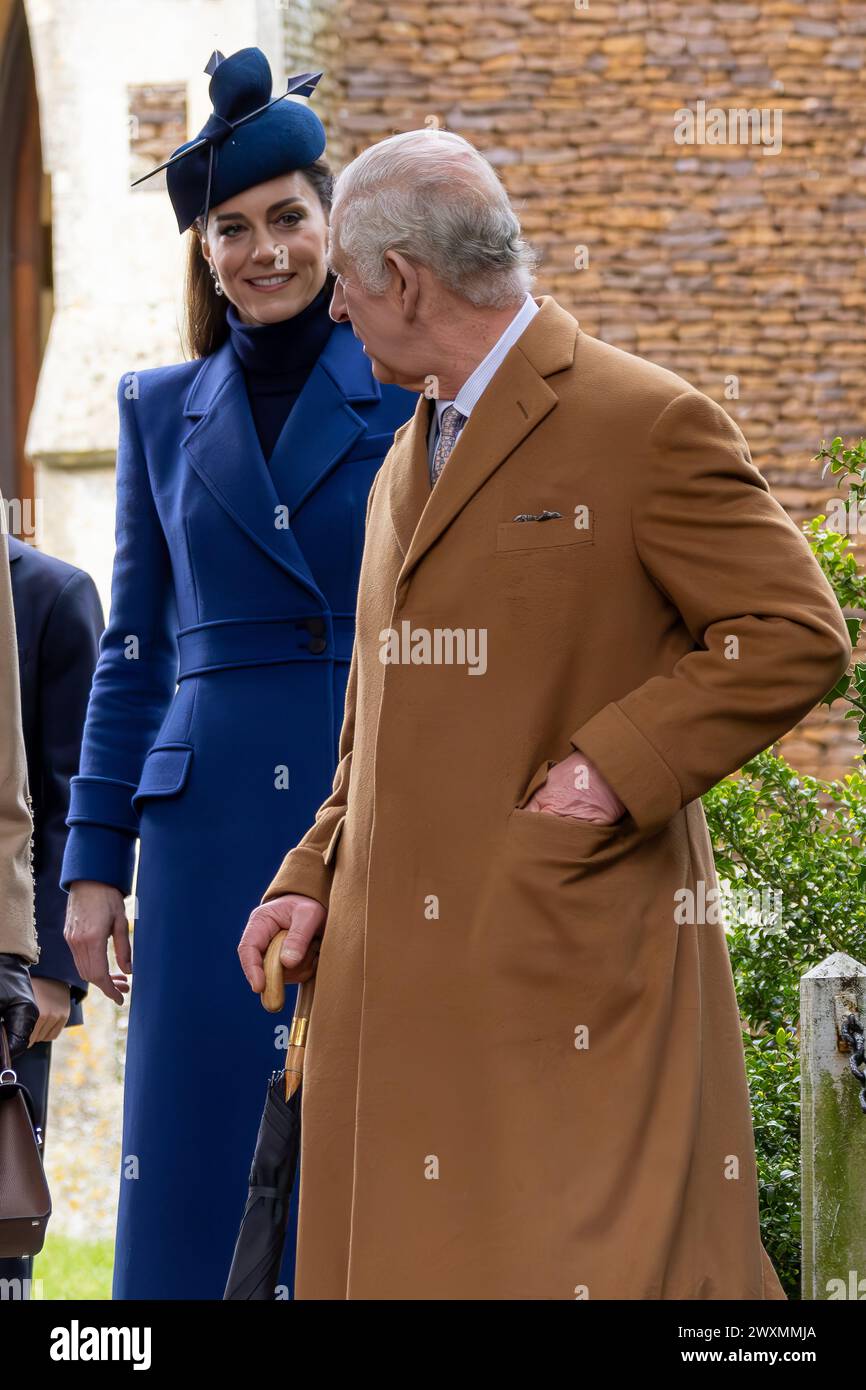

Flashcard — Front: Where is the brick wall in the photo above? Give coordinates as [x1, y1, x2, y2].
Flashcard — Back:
[285, 0, 866, 779]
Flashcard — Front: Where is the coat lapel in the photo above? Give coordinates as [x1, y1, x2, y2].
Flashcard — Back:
[387, 394, 435, 561]
[387, 296, 579, 586]
[182, 341, 317, 596]
[181, 323, 380, 600]
[265, 322, 382, 517]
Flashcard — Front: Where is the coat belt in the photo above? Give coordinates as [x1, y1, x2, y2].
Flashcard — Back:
[175, 615, 355, 679]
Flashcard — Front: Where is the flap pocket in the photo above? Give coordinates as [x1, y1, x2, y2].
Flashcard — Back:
[322, 813, 347, 867]
[132, 744, 193, 811]
[497, 513, 594, 553]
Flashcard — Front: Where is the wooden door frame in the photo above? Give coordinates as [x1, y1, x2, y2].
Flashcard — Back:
[0, 0, 43, 523]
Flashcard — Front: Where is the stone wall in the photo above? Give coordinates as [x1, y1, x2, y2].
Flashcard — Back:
[285, 0, 866, 778]
[282, 0, 345, 160]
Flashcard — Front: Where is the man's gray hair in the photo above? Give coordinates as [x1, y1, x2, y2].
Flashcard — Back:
[331, 129, 538, 307]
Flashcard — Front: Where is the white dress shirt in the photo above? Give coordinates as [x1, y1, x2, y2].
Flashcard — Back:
[426, 292, 540, 478]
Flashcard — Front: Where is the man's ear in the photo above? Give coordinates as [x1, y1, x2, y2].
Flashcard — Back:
[386, 249, 419, 319]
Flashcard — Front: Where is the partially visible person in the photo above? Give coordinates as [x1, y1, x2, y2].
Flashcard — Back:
[0, 538, 103, 1298]
[0, 515, 37, 1062]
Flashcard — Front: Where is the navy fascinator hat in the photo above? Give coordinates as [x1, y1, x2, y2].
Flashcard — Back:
[132, 47, 327, 233]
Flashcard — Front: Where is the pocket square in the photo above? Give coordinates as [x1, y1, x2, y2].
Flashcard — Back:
[511, 509, 562, 523]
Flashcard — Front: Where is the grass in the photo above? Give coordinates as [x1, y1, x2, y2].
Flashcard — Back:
[32, 1234, 114, 1300]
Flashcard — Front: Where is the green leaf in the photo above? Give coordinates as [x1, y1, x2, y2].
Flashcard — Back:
[821, 673, 851, 705]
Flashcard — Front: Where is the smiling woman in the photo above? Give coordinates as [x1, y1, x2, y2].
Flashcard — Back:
[185, 163, 336, 358]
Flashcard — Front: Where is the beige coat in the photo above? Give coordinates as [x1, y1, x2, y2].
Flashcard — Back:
[0, 523, 36, 963]
[264, 296, 850, 1299]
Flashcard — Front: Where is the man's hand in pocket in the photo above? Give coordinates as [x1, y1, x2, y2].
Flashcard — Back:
[525, 749, 627, 824]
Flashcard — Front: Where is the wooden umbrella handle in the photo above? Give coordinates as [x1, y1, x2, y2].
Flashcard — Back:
[261, 930, 320, 1012]
[262, 930, 290, 1013]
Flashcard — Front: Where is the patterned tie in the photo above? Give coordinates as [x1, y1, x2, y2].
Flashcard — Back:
[430, 405, 467, 487]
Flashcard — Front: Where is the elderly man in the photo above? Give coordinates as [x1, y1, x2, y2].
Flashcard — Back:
[239, 130, 850, 1300]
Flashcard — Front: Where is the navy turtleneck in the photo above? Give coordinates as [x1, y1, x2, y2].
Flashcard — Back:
[226, 281, 335, 462]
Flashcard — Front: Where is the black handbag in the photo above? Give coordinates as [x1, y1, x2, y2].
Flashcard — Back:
[0, 1022, 51, 1258]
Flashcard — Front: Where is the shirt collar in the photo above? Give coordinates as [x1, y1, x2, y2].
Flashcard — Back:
[434, 292, 540, 427]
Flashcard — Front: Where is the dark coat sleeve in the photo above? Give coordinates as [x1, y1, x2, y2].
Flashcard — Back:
[30, 570, 104, 999]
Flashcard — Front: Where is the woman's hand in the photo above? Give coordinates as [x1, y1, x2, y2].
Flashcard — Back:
[238, 894, 326, 994]
[30, 977, 72, 1044]
[0, 954, 39, 1056]
[64, 881, 132, 1005]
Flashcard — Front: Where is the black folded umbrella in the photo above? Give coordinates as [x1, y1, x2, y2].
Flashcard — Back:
[223, 1067, 301, 1299]
[224, 937, 316, 1300]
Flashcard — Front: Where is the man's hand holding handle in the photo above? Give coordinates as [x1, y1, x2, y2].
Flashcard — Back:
[238, 893, 326, 994]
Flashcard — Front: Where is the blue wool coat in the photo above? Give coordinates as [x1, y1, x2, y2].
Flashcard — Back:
[60, 322, 416, 1300]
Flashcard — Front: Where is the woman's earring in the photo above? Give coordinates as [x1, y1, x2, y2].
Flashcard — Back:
[210, 268, 223, 297]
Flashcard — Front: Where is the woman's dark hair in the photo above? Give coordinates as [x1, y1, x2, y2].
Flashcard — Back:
[183, 158, 336, 359]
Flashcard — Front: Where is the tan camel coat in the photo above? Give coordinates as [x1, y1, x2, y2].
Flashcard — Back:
[264, 295, 850, 1299]
[0, 524, 36, 963]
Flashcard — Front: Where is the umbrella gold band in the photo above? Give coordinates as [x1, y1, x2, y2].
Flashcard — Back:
[288, 1017, 308, 1047]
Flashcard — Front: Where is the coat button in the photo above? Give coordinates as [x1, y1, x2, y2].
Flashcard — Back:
[305, 617, 326, 636]
[308, 636, 327, 654]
